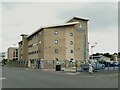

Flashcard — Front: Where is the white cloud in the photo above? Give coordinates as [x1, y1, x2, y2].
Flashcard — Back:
[89, 29, 118, 54]
[0, 3, 2, 52]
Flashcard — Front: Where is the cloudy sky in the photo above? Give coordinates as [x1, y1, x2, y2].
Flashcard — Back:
[1, 2, 118, 54]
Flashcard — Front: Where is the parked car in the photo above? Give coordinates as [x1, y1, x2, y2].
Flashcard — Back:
[100, 61, 120, 67]
[80, 62, 105, 71]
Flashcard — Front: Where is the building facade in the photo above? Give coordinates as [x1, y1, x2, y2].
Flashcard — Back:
[18, 16, 89, 67]
[7, 47, 18, 62]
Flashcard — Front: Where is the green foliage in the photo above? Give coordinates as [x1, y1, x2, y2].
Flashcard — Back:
[92, 52, 116, 59]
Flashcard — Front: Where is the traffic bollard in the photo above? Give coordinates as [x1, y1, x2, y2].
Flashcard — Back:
[113, 62, 115, 70]
[107, 63, 110, 71]
[96, 62, 98, 71]
[101, 63, 104, 70]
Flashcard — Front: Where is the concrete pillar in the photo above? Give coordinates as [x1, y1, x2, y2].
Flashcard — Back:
[28, 60, 31, 68]
[41, 59, 44, 69]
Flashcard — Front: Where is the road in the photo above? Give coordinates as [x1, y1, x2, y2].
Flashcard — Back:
[1, 66, 118, 88]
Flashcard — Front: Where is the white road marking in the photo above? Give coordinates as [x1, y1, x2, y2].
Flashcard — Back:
[0, 77, 6, 80]
[25, 68, 29, 70]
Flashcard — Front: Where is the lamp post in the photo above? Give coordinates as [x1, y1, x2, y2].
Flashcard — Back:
[90, 43, 97, 62]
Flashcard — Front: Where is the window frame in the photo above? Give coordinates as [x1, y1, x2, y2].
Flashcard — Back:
[70, 49, 74, 53]
[54, 31, 58, 35]
[54, 40, 58, 44]
[55, 49, 58, 53]
[70, 32, 73, 36]
[70, 41, 73, 45]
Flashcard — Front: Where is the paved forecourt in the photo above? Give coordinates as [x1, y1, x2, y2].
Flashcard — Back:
[2, 66, 118, 88]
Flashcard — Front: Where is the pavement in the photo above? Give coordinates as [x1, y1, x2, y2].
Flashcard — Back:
[1, 65, 119, 88]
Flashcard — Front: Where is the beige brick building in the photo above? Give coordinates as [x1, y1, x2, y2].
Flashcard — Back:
[7, 47, 18, 62]
[18, 16, 89, 67]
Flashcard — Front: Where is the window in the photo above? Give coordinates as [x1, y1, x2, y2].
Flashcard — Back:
[54, 40, 58, 44]
[35, 51, 36, 54]
[16, 49, 18, 52]
[54, 31, 58, 35]
[16, 54, 18, 57]
[13, 52, 15, 57]
[70, 50, 74, 53]
[70, 41, 73, 45]
[16, 52, 18, 55]
[55, 49, 58, 53]
[70, 32, 73, 36]
[37, 50, 38, 53]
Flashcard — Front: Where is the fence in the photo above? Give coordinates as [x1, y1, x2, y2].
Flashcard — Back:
[6, 60, 120, 72]
[7, 60, 81, 69]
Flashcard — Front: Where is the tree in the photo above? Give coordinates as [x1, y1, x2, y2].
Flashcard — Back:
[93, 52, 100, 56]
[102, 53, 112, 58]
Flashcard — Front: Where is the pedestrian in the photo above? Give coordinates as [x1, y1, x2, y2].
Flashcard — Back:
[89, 61, 93, 74]
[36, 58, 41, 69]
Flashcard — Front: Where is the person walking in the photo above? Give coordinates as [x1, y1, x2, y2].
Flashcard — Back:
[36, 58, 41, 69]
[89, 61, 93, 74]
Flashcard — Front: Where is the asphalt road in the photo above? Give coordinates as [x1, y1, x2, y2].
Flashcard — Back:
[1, 66, 118, 88]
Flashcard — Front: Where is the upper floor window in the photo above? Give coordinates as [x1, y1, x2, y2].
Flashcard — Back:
[70, 32, 73, 36]
[16, 49, 18, 52]
[54, 31, 58, 35]
[70, 50, 74, 53]
[70, 41, 73, 45]
[54, 40, 58, 44]
[55, 49, 58, 53]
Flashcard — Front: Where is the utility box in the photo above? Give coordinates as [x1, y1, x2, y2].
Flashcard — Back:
[56, 65, 61, 71]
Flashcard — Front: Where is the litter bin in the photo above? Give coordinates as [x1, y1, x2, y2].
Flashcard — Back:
[56, 65, 61, 71]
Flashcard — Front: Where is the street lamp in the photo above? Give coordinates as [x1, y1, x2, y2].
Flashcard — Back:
[90, 42, 97, 62]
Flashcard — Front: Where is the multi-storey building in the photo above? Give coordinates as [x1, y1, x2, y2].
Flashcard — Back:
[18, 16, 89, 67]
[7, 47, 18, 61]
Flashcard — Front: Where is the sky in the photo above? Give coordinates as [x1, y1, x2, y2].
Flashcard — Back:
[0, 1, 118, 55]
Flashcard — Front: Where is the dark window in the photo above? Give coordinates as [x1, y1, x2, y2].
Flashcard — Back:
[32, 51, 34, 54]
[16, 49, 18, 52]
[55, 49, 58, 53]
[70, 32, 73, 36]
[13, 52, 15, 57]
[16, 54, 18, 57]
[35, 51, 36, 54]
[54, 31, 58, 35]
[70, 41, 73, 45]
[37, 50, 38, 53]
[70, 50, 74, 53]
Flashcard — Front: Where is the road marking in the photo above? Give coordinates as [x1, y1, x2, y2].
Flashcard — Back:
[25, 68, 29, 70]
[65, 72, 80, 75]
[0, 77, 6, 80]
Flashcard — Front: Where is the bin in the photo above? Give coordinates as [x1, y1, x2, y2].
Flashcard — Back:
[56, 65, 61, 71]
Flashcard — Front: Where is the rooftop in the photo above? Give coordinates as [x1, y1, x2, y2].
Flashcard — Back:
[27, 21, 79, 39]
[66, 16, 89, 23]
